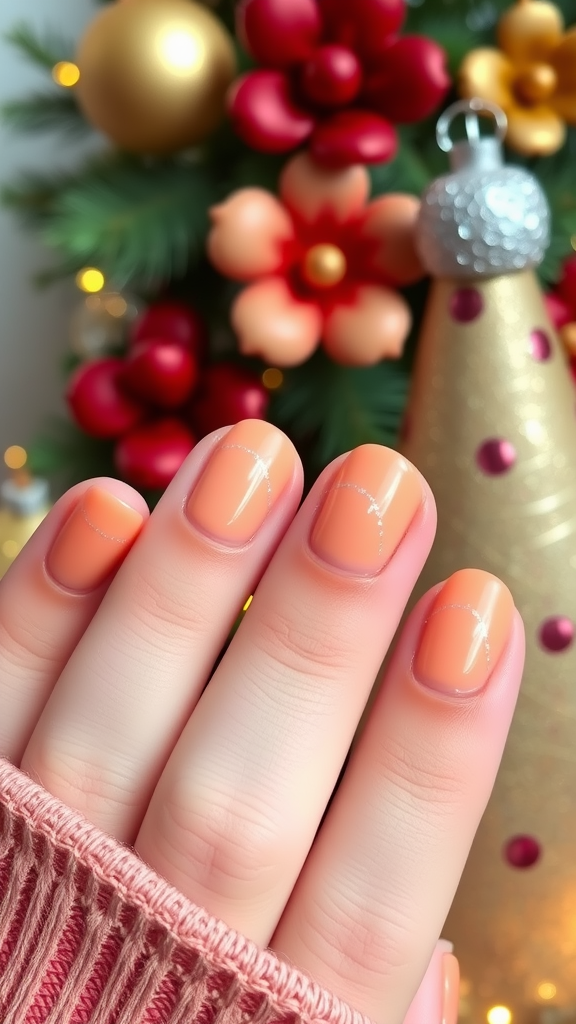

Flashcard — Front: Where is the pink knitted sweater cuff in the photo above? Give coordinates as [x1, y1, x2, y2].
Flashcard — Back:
[0, 758, 372, 1024]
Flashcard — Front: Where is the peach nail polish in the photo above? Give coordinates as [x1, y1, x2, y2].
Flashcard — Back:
[186, 419, 295, 545]
[47, 486, 144, 592]
[413, 568, 514, 695]
[310, 444, 422, 575]
[441, 953, 460, 1024]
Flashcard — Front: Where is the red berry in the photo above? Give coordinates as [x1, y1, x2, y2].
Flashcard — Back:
[300, 45, 362, 107]
[362, 36, 450, 123]
[229, 70, 314, 152]
[237, 0, 321, 67]
[559, 255, 576, 312]
[321, 0, 406, 60]
[115, 418, 196, 490]
[122, 339, 198, 409]
[192, 363, 269, 438]
[66, 358, 144, 439]
[311, 109, 397, 167]
[130, 301, 206, 360]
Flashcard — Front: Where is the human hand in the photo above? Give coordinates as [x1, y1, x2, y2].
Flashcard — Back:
[0, 420, 524, 1024]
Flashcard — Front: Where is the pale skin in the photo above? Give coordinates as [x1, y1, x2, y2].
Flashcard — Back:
[0, 423, 525, 1024]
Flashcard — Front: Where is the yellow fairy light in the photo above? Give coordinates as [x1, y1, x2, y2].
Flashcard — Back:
[537, 982, 557, 1001]
[103, 293, 128, 318]
[52, 61, 80, 87]
[242, 595, 253, 612]
[76, 267, 105, 293]
[1, 539, 20, 560]
[262, 368, 284, 390]
[4, 446, 27, 471]
[487, 1006, 512, 1024]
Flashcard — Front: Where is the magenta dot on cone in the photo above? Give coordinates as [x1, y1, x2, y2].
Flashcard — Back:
[505, 835, 541, 868]
[449, 287, 484, 322]
[539, 615, 575, 652]
[476, 438, 516, 475]
[529, 329, 552, 361]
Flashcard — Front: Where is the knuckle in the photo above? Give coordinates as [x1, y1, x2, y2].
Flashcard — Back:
[254, 600, 357, 682]
[22, 738, 136, 830]
[0, 606, 59, 675]
[380, 734, 466, 815]
[161, 775, 284, 897]
[299, 883, 414, 986]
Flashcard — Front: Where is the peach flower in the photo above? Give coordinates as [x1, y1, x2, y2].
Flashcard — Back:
[207, 153, 423, 367]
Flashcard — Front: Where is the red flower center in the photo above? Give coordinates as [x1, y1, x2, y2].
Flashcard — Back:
[299, 44, 362, 107]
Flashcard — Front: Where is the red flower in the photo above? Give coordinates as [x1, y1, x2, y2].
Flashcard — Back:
[207, 152, 424, 366]
[546, 254, 576, 365]
[229, 0, 450, 167]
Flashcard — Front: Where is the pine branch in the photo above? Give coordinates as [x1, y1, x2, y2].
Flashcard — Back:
[27, 417, 115, 486]
[270, 349, 409, 475]
[369, 141, 433, 198]
[4, 23, 74, 71]
[3, 156, 220, 287]
[1, 92, 88, 137]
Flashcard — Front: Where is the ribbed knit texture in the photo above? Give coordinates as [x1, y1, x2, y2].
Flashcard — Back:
[0, 759, 373, 1024]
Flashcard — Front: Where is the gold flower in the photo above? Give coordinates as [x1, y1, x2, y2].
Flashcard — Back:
[459, 0, 576, 155]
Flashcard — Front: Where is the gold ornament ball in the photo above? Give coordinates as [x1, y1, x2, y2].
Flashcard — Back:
[302, 244, 347, 289]
[75, 0, 237, 153]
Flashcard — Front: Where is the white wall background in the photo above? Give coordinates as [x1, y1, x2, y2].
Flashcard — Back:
[0, 0, 94, 455]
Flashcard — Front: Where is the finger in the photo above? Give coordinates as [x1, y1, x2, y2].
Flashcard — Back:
[135, 445, 436, 944]
[0, 479, 147, 761]
[21, 421, 302, 840]
[269, 570, 524, 1024]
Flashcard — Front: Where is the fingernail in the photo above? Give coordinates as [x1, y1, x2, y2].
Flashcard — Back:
[310, 444, 422, 575]
[442, 953, 460, 1024]
[403, 940, 456, 1024]
[47, 485, 144, 592]
[413, 568, 514, 695]
[186, 419, 295, 545]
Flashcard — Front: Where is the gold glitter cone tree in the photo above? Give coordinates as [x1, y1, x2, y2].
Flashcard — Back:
[401, 99, 576, 1024]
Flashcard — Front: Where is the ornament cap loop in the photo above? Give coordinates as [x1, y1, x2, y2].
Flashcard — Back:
[436, 98, 508, 154]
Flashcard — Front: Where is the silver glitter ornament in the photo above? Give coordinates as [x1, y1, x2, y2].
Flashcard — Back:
[417, 98, 550, 278]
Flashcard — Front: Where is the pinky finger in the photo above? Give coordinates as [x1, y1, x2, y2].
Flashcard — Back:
[0, 478, 147, 762]
[270, 569, 524, 1024]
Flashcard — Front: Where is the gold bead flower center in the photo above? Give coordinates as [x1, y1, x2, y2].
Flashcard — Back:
[514, 63, 557, 105]
[302, 243, 347, 289]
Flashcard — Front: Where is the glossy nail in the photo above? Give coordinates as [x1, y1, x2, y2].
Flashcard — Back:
[186, 419, 295, 545]
[310, 444, 423, 575]
[413, 568, 514, 695]
[442, 953, 460, 1024]
[403, 940, 454, 1024]
[47, 485, 144, 592]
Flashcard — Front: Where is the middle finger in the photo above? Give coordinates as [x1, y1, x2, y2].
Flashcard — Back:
[135, 443, 434, 944]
